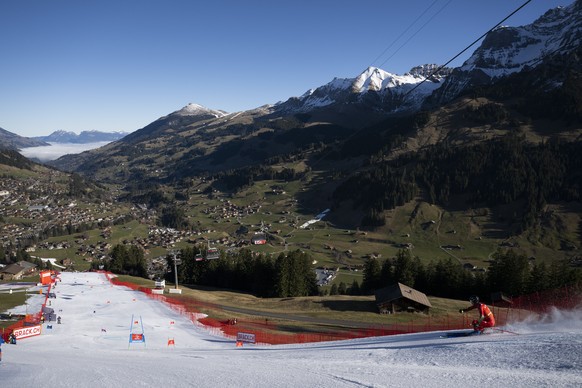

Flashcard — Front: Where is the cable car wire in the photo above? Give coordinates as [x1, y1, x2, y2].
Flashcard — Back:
[368, 0, 442, 69]
[403, 0, 534, 98]
[306, 0, 535, 171]
[377, 0, 454, 70]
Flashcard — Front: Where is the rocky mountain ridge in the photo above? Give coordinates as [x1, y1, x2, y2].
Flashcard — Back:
[47, 2, 582, 187]
[0, 127, 48, 149]
[34, 130, 128, 144]
[428, 1, 582, 105]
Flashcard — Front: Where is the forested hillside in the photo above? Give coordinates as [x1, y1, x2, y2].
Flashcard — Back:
[0, 149, 34, 170]
[360, 249, 580, 300]
[333, 136, 582, 233]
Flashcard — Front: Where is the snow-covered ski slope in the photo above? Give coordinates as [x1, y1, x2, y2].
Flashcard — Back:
[1, 271, 581, 388]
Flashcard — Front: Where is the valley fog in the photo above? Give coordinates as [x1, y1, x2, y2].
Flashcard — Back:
[19, 141, 111, 162]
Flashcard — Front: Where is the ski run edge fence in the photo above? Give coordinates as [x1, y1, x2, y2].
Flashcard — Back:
[3, 271, 581, 345]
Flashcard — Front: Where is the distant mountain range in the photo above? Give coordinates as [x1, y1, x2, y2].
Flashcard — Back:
[33, 130, 128, 144]
[0, 128, 128, 151]
[49, 1, 582, 180]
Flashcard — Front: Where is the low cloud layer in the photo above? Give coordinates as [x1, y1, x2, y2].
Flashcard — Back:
[18, 141, 111, 162]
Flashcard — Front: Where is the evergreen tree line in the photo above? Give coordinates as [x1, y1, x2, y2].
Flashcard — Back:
[0, 248, 48, 270]
[328, 279, 361, 296]
[471, 52, 582, 122]
[360, 249, 581, 301]
[92, 244, 148, 277]
[335, 112, 429, 160]
[67, 173, 108, 199]
[159, 204, 189, 229]
[273, 123, 353, 150]
[212, 165, 304, 192]
[90, 244, 579, 302]
[166, 247, 318, 298]
[333, 137, 582, 231]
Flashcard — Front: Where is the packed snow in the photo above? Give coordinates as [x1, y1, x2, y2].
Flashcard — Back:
[1, 272, 581, 387]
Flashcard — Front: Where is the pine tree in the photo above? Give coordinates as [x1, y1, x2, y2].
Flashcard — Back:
[107, 244, 127, 274]
[362, 258, 382, 294]
[330, 283, 339, 295]
[349, 279, 361, 295]
[433, 258, 463, 298]
[487, 249, 530, 296]
[380, 259, 394, 286]
[274, 253, 291, 297]
[393, 249, 416, 287]
[528, 261, 549, 293]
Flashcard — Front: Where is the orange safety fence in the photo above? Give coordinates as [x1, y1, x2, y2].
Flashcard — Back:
[2, 281, 53, 343]
[102, 272, 581, 345]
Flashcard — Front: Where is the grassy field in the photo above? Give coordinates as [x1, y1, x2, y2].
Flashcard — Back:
[114, 275, 471, 329]
[0, 275, 41, 330]
[0, 292, 28, 316]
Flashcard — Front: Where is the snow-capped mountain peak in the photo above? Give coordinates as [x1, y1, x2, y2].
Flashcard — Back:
[50, 130, 77, 139]
[158, 2, 580, 128]
[277, 64, 452, 115]
[460, 0, 581, 77]
[172, 103, 228, 118]
[353, 67, 399, 92]
[352, 65, 450, 93]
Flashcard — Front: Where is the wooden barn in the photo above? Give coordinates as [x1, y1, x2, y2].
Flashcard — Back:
[0, 264, 27, 280]
[374, 283, 432, 314]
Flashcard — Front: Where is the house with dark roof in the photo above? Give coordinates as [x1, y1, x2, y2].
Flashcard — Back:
[16, 260, 37, 271]
[0, 264, 27, 280]
[374, 282, 432, 314]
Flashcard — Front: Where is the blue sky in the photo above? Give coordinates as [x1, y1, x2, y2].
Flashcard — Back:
[0, 0, 574, 137]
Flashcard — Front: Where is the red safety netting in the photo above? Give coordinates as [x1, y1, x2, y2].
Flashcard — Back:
[101, 272, 581, 345]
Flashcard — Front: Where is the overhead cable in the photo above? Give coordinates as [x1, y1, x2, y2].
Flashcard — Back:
[368, 0, 441, 68]
[377, 0, 454, 70]
[404, 0, 534, 98]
